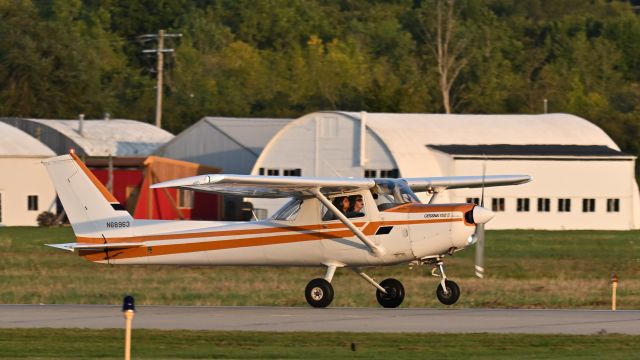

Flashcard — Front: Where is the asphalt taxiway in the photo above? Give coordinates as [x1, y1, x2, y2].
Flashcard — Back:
[1, 305, 638, 335]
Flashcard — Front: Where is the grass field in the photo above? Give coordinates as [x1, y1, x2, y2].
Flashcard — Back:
[0, 227, 639, 308]
[1, 328, 639, 359]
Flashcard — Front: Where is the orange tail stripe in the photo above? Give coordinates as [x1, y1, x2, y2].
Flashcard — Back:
[70, 151, 119, 204]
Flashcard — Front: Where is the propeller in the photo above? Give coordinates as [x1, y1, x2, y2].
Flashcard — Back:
[474, 158, 487, 279]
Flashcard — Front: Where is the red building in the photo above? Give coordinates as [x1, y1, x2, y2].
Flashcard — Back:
[87, 156, 224, 220]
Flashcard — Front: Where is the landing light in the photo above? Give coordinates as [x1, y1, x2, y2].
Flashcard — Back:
[467, 234, 477, 245]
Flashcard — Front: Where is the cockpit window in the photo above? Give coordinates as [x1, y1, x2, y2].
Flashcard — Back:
[321, 195, 366, 221]
[372, 179, 420, 210]
[271, 199, 303, 221]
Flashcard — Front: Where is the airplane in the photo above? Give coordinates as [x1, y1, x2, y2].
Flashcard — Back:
[43, 151, 531, 308]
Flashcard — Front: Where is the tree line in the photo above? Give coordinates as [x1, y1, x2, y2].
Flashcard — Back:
[1, 0, 639, 162]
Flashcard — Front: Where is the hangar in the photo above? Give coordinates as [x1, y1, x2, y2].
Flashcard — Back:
[1, 117, 175, 217]
[0, 117, 173, 157]
[154, 117, 293, 220]
[155, 117, 293, 174]
[0, 123, 56, 226]
[250, 112, 640, 230]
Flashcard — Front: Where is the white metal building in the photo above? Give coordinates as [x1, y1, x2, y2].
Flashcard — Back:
[0, 117, 174, 156]
[0, 123, 57, 226]
[155, 117, 292, 174]
[250, 112, 640, 230]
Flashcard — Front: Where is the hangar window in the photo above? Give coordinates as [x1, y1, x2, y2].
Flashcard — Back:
[365, 169, 399, 178]
[537, 198, 550, 212]
[27, 195, 38, 211]
[379, 169, 399, 178]
[267, 169, 280, 176]
[491, 198, 505, 212]
[466, 197, 480, 205]
[517, 198, 530, 212]
[558, 198, 571, 212]
[283, 169, 301, 176]
[607, 198, 620, 212]
[582, 198, 595, 213]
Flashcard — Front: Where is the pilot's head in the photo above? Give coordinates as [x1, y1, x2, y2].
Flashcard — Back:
[353, 196, 364, 212]
[341, 196, 350, 212]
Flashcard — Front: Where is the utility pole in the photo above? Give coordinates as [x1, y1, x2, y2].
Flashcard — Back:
[154, 29, 165, 129]
[140, 30, 182, 129]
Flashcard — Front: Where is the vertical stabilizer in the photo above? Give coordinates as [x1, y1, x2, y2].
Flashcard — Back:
[42, 152, 134, 241]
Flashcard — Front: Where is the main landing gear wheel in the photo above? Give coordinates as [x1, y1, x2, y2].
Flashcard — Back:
[376, 278, 405, 308]
[305, 278, 334, 308]
[436, 279, 460, 305]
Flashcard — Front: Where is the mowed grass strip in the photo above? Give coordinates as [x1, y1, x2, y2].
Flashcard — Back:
[0, 328, 639, 359]
[1, 227, 639, 308]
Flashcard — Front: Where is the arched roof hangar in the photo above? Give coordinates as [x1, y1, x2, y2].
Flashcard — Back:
[251, 111, 638, 230]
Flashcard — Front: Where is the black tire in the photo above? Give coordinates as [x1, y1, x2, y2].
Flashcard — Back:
[436, 279, 460, 305]
[376, 278, 405, 308]
[305, 278, 334, 308]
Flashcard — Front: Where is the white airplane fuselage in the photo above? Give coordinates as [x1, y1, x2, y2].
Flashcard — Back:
[80, 200, 476, 267]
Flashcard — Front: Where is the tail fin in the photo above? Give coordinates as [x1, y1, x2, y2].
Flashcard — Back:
[42, 152, 134, 241]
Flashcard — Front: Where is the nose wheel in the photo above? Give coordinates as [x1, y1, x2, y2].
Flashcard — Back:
[436, 279, 460, 305]
[431, 260, 461, 305]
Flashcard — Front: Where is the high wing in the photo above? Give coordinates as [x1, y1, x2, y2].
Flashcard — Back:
[150, 173, 531, 198]
[150, 174, 375, 198]
[404, 175, 532, 193]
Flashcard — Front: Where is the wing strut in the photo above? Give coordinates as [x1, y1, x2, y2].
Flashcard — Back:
[311, 188, 386, 257]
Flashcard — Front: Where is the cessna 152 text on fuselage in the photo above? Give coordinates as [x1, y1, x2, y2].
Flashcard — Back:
[44, 152, 530, 308]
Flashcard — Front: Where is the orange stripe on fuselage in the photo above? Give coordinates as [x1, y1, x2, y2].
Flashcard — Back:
[79, 218, 463, 262]
[70, 151, 120, 204]
[76, 222, 368, 244]
[81, 228, 361, 261]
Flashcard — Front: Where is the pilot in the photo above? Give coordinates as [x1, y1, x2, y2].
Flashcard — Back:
[323, 196, 350, 221]
[340, 196, 351, 214]
[346, 195, 365, 218]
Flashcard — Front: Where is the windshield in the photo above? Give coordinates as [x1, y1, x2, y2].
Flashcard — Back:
[373, 179, 420, 210]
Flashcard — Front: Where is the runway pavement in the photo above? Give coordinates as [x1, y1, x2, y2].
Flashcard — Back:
[1, 305, 639, 335]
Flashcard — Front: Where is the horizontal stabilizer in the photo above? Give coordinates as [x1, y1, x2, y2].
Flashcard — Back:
[46, 242, 145, 252]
